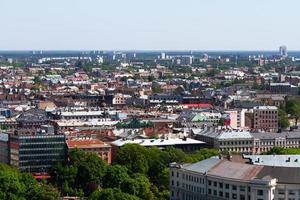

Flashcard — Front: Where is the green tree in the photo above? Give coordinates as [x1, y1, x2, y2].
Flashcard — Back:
[286, 99, 300, 126]
[120, 174, 153, 200]
[114, 144, 149, 174]
[53, 149, 107, 196]
[278, 109, 290, 129]
[102, 165, 129, 189]
[88, 188, 140, 200]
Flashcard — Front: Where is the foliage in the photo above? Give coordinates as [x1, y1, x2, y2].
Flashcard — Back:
[88, 188, 140, 200]
[286, 99, 300, 125]
[152, 85, 162, 93]
[53, 145, 217, 200]
[265, 147, 300, 155]
[278, 108, 290, 128]
[102, 165, 129, 189]
[0, 164, 59, 200]
[53, 149, 107, 197]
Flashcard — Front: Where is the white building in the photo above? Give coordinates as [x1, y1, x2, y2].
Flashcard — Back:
[170, 156, 300, 200]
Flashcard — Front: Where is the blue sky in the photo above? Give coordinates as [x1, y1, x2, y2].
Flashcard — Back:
[0, 0, 299, 50]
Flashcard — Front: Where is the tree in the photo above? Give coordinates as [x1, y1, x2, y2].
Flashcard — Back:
[147, 75, 155, 82]
[151, 85, 162, 93]
[102, 165, 129, 189]
[286, 99, 300, 126]
[120, 174, 153, 200]
[114, 144, 149, 174]
[278, 109, 290, 129]
[88, 188, 139, 200]
[0, 164, 59, 200]
[53, 149, 107, 196]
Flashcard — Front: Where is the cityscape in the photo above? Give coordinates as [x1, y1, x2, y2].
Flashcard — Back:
[1, 0, 300, 200]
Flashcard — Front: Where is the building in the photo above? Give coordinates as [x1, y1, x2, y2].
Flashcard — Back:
[9, 134, 66, 172]
[193, 129, 300, 154]
[52, 108, 114, 120]
[279, 45, 288, 58]
[0, 133, 9, 164]
[253, 106, 278, 132]
[112, 93, 132, 105]
[170, 156, 300, 200]
[112, 138, 205, 152]
[66, 138, 112, 164]
[268, 83, 298, 95]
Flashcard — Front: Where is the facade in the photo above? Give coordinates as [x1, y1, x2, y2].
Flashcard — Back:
[253, 106, 278, 132]
[268, 83, 298, 95]
[9, 134, 66, 172]
[193, 129, 300, 155]
[170, 156, 300, 200]
[66, 138, 112, 164]
[112, 93, 132, 105]
[0, 133, 9, 164]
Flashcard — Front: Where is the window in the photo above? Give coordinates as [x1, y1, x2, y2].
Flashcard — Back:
[240, 194, 245, 200]
[225, 192, 229, 198]
[213, 190, 217, 196]
[232, 185, 237, 190]
[208, 189, 211, 195]
[208, 180, 212, 186]
[232, 193, 237, 199]
[225, 184, 229, 189]
[289, 190, 296, 195]
[219, 191, 223, 197]
[240, 186, 245, 192]
[214, 182, 217, 187]
[257, 190, 264, 196]
[219, 182, 223, 188]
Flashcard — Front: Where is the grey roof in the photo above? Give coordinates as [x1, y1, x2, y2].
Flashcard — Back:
[16, 108, 49, 123]
[182, 157, 221, 174]
[251, 131, 300, 140]
[192, 127, 220, 138]
[244, 155, 300, 168]
[257, 166, 300, 184]
[217, 130, 253, 140]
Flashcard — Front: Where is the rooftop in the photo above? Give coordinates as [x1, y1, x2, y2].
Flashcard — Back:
[207, 160, 263, 181]
[66, 138, 110, 149]
[244, 154, 300, 168]
[112, 138, 205, 147]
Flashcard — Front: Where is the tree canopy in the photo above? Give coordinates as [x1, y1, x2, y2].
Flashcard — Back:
[0, 164, 59, 200]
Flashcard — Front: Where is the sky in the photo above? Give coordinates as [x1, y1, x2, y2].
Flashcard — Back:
[0, 0, 299, 51]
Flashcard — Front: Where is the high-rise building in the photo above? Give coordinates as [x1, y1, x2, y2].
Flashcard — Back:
[279, 45, 288, 57]
[161, 52, 166, 59]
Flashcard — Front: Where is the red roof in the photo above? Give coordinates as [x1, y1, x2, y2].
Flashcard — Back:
[66, 138, 111, 149]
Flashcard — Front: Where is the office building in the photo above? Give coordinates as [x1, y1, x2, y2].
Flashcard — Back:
[9, 134, 66, 172]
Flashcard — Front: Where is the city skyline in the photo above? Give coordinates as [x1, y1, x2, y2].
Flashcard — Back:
[1, 0, 300, 50]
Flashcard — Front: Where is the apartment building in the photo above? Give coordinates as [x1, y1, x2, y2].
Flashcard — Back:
[254, 106, 278, 132]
